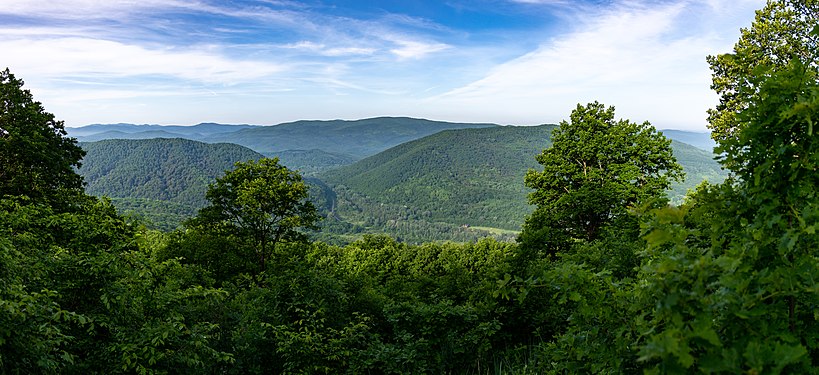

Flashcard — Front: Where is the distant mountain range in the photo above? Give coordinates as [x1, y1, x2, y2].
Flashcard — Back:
[75, 118, 725, 242]
[67, 122, 258, 140]
[69, 117, 497, 173]
[68, 117, 715, 174]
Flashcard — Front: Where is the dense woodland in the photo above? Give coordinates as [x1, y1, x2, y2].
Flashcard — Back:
[3, 1, 819, 373]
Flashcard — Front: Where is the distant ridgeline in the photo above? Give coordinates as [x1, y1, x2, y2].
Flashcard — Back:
[73, 117, 725, 242]
[70, 117, 496, 174]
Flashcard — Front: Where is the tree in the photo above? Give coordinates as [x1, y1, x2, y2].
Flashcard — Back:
[189, 158, 319, 278]
[634, 4, 819, 368]
[0, 68, 85, 204]
[518, 102, 683, 256]
[707, 0, 819, 156]
[638, 58, 819, 374]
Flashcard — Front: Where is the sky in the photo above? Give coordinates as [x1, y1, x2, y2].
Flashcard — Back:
[1, 0, 764, 130]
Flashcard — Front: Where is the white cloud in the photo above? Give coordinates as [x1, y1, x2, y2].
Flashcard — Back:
[279, 41, 376, 56]
[389, 39, 451, 60]
[0, 0, 766, 128]
[430, 0, 763, 130]
[0, 0, 197, 19]
[1, 37, 285, 84]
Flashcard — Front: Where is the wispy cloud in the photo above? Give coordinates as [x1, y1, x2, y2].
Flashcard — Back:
[279, 41, 377, 56]
[1, 37, 285, 84]
[430, 0, 763, 129]
[389, 39, 451, 60]
[0, 0, 764, 128]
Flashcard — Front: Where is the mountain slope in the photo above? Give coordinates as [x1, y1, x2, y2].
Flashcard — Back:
[79, 138, 265, 228]
[321, 125, 727, 236]
[322, 125, 554, 231]
[69, 117, 500, 174]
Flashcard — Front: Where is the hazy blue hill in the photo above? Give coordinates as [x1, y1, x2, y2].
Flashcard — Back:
[204, 117, 499, 159]
[76, 130, 190, 142]
[320, 125, 727, 240]
[79, 138, 264, 228]
[67, 122, 257, 139]
[661, 130, 716, 151]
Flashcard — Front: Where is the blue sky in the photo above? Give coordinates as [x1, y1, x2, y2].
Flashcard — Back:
[1, 0, 762, 130]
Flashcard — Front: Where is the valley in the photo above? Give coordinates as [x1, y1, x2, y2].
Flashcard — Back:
[73, 117, 725, 243]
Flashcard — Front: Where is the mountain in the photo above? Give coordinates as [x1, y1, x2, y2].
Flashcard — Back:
[69, 117, 499, 173]
[73, 119, 725, 241]
[319, 125, 727, 241]
[202, 117, 499, 159]
[79, 138, 264, 229]
[68, 122, 258, 141]
[660, 130, 716, 152]
[321, 125, 554, 231]
[68, 118, 711, 176]
[667, 140, 725, 198]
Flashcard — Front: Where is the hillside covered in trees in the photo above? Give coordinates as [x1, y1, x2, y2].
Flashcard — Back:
[78, 138, 265, 229]
[76, 125, 724, 241]
[70, 117, 499, 173]
[3, 1, 819, 373]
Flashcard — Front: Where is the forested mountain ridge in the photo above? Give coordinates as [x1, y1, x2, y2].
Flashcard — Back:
[79, 138, 264, 228]
[321, 125, 556, 232]
[76, 126, 724, 239]
[69, 117, 715, 175]
[70, 117, 500, 173]
[317, 125, 725, 242]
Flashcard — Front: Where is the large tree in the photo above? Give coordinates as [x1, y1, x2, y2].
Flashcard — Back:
[635, 2, 819, 371]
[190, 158, 319, 278]
[0, 68, 85, 204]
[707, 0, 819, 156]
[519, 102, 683, 255]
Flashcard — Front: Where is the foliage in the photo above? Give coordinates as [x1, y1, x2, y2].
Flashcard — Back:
[108, 197, 198, 231]
[706, 0, 819, 158]
[0, 68, 85, 206]
[519, 101, 683, 256]
[637, 56, 819, 373]
[188, 158, 320, 278]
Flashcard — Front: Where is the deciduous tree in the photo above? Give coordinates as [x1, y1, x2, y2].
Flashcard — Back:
[190, 158, 319, 278]
[0, 68, 85, 205]
[518, 102, 682, 256]
[707, 0, 819, 156]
